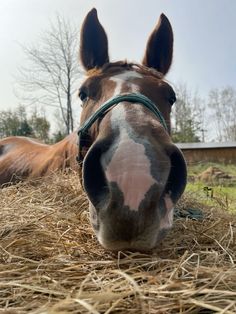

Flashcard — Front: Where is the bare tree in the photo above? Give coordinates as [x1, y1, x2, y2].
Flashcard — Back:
[208, 86, 236, 141]
[16, 15, 82, 134]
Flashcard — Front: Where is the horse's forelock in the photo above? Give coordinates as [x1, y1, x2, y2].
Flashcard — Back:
[86, 61, 164, 81]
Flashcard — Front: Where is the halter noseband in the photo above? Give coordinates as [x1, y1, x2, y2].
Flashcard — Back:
[77, 93, 168, 171]
[78, 92, 168, 136]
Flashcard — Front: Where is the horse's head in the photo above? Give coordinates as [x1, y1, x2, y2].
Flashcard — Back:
[77, 9, 187, 251]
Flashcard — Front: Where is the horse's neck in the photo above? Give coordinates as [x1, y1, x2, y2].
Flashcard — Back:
[51, 132, 78, 167]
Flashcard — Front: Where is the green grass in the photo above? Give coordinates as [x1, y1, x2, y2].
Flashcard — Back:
[186, 163, 236, 211]
[186, 182, 236, 211]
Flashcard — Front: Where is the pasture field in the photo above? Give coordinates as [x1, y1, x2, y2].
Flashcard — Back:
[1, 171, 236, 313]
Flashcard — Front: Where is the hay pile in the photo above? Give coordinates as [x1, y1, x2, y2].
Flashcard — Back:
[197, 166, 236, 184]
[1, 173, 236, 313]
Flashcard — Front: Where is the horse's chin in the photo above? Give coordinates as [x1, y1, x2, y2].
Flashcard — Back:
[94, 226, 172, 252]
[88, 200, 174, 252]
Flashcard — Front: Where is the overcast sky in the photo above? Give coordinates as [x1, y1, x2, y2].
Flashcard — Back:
[0, 0, 236, 113]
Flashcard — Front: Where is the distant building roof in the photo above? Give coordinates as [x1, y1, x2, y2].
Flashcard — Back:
[176, 142, 236, 150]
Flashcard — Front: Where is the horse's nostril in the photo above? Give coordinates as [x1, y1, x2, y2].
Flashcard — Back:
[83, 140, 109, 207]
[165, 147, 187, 203]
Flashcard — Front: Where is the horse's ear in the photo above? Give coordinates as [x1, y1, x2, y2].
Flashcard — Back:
[142, 14, 173, 75]
[80, 8, 109, 71]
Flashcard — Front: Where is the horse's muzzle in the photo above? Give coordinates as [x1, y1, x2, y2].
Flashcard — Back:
[82, 136, 187, 251]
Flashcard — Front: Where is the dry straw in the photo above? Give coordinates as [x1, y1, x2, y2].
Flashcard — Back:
[0, 172, 236, 313]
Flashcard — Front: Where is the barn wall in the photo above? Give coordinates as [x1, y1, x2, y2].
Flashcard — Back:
[181, 148, 236, 165]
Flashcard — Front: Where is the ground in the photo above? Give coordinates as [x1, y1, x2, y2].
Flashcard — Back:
[0, 168, 236, 313]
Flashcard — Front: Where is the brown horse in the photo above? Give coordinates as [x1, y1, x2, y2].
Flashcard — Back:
[0, 132, 78, 185]
[77, 9, 187, 250]
[0, 9, 187, 251]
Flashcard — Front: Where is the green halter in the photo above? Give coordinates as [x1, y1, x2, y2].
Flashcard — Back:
[78, 93, 168, 135]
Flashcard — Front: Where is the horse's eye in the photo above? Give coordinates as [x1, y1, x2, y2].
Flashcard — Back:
[79, 90, 88, 102]
[169, 96, 176, 106]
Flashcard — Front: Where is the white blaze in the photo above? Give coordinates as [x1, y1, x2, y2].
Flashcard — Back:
[104, 128, 156, 210]
[110, 71, 142, 95]
[102, 70, 157, 210]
